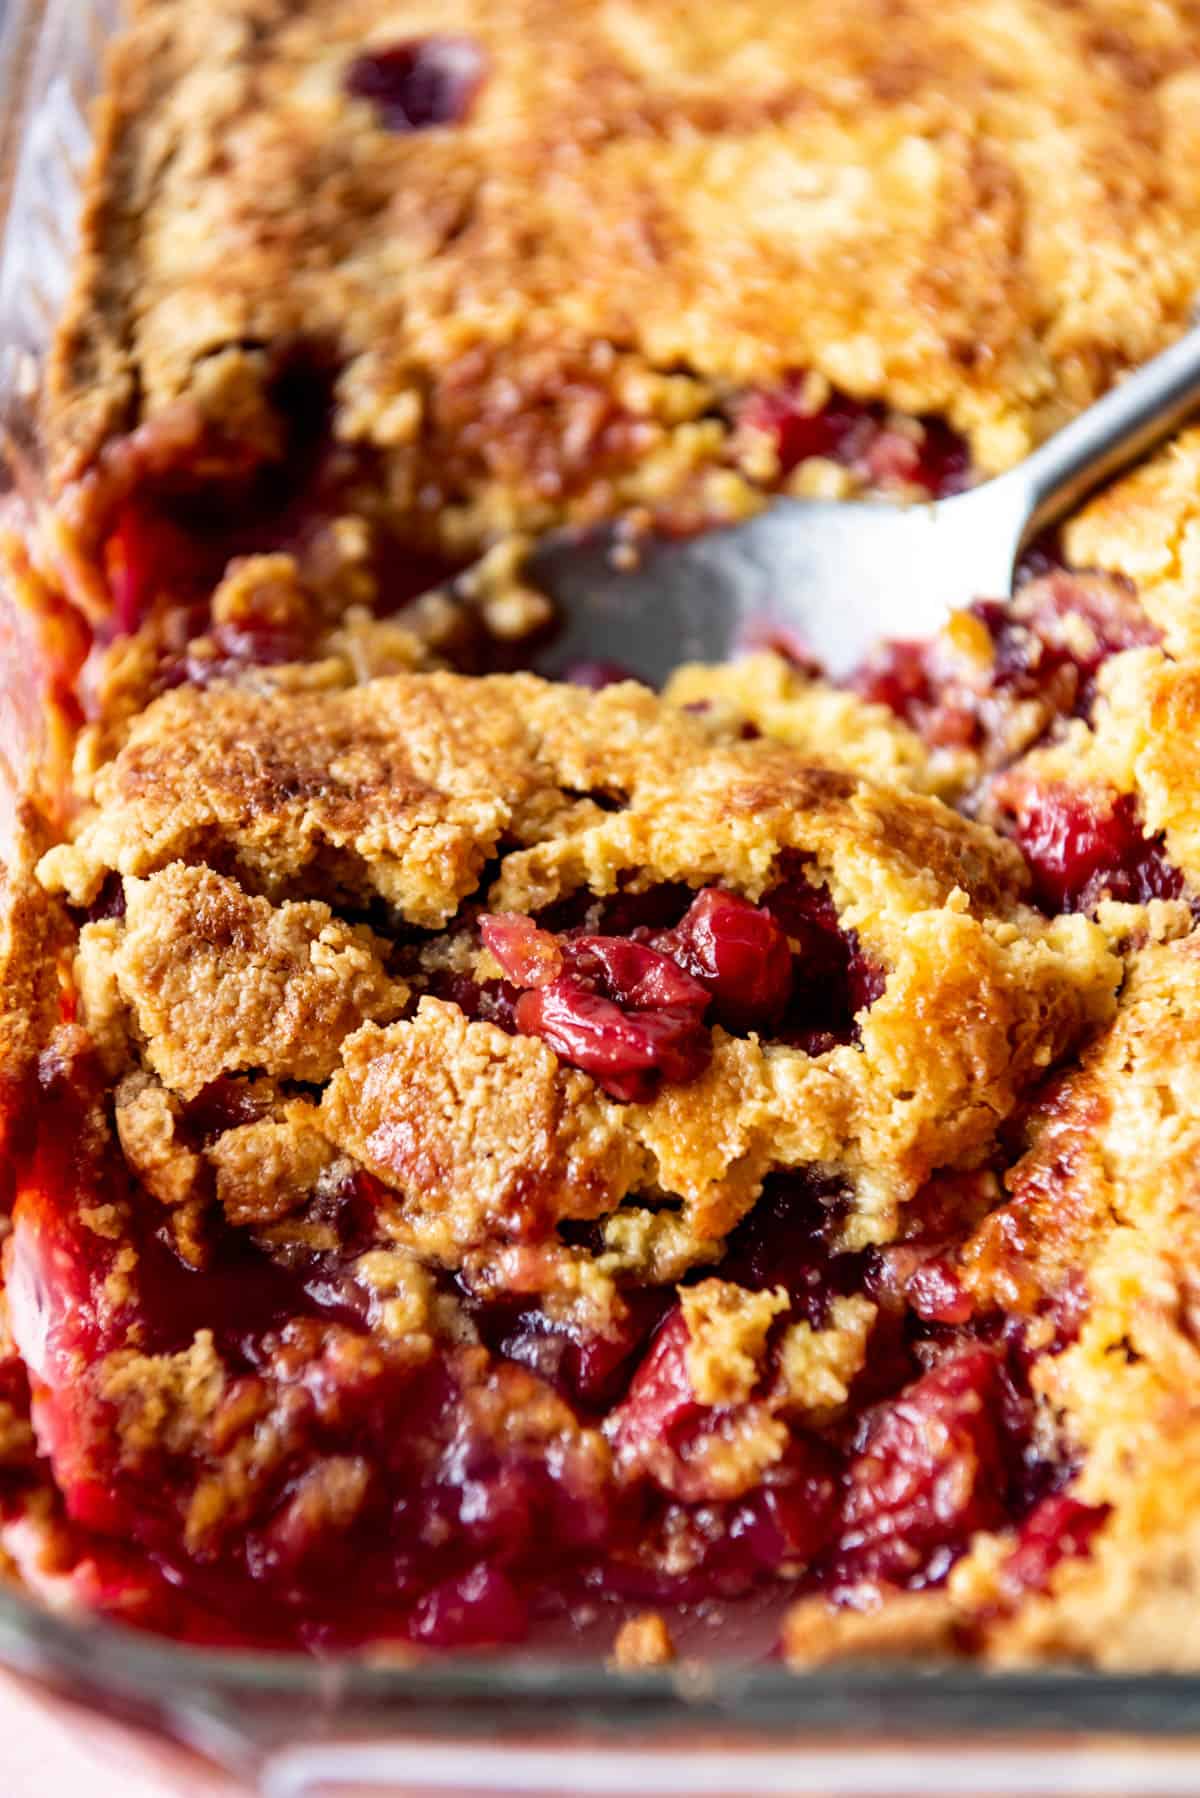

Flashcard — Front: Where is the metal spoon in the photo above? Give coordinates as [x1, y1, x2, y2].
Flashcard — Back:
[527, 323, 1200, 684]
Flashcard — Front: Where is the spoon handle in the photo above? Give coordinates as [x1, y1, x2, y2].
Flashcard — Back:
[1016, 319, 1200, 545]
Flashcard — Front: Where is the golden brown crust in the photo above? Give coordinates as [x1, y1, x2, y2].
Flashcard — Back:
[783, 1590, 963, 1664]
[321, 1001, 647, 1265]
[36, 671, 1119, 1264]
[45, 0, 1200, 546]
[208, 1111, 338, 1227]
[663, 653, 972, 801]
[37, 667, 1030, 923]
[87, 863, 407, 1097]
[611, 1610, 676, 1669]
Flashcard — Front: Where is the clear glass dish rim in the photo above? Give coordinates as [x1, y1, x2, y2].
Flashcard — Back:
[4, 1571, 1200, 1739]
[0, 0, 1197, 1754]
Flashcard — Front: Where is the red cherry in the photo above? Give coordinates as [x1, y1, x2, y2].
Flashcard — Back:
[345, 37, 486, 132]
[663, 887, 793, 1031]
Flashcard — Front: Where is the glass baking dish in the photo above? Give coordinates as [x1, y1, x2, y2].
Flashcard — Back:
[1, 1, 1200, 1791]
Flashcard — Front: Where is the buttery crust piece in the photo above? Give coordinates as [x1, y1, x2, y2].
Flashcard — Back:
[45, 0, 1200, 555]
[77, 863, 408, 1097]
[320, 1001, 647, 1267]
[663, 652, 972, 801]
[36, 671, 1119, 1262]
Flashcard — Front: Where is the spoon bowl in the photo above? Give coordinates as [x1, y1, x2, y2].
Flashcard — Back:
[528, 475, 1030, 684]
[528, 322, 1200, 682]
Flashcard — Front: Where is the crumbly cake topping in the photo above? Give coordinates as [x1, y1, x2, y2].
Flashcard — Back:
[0, 646, 1134, 1658]
[35, 671, 1119, 1263]
[320, 1002, 644, 1267]
[80, 864, 408, 1096]
[663, 652, 971, 802]
[45, 0, 1200, 559]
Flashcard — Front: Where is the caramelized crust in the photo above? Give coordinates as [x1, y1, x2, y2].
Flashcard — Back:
[40, 670, 1024, 921]
[321, 1001, 646, 1264]
[80, 864, 408, 1097]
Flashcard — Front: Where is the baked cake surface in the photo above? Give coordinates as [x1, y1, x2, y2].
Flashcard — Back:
[44, 0, 1200, 548]
[6, 0, 1200, 1669]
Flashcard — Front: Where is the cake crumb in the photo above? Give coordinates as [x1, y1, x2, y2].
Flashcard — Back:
[612, 1611, 676, 1669]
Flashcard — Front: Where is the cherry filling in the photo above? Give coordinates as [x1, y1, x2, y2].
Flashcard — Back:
[483, 918, 712, 1103]
[852, 570, 1159, 761]
[1002, 1492, 1109, 1597]
[0, 1040, 1106, 1649]
[762, 860, 884, 1054]
[974, 573, 1158, 709]
[603, 1306, 843, 1574]
[475, 1284, 675, 1414]
[657, 887, 793, 1032]
[738, 378, 971, 499]
[1001, 782, 1182, 914]
[481, 875, 869, 1101]
[104, 508, 208, 640]
[344, 37, 487, 132]
[829, 1348, 1024, 1590]
[87, 349, 465, 698]
[5, 1063, 622, 1649]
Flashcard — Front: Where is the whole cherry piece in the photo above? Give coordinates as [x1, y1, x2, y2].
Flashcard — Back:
[482, 918, 713, 1102]
[1007, 783, 1182, 914]
[834, 1349, 1014, 1587]
[661, 888, 793, 1032]
[345, 36, 486, 133]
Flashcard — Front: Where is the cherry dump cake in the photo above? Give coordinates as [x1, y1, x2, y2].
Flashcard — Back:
[6, 0, 1200, 1671]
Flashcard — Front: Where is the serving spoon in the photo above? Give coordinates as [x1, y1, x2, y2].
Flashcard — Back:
[527, 322, 1200, 684]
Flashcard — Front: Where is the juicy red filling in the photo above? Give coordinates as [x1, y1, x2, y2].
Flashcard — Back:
[0, 1051, 1104, 1653]
[829, 1349, 1023, 1589]
[6, 1065, 621, 1649]
[476, 1285, 674, 1414]
[90, 350, 464, 694]
[763, 861, 884, 1054]
[481, 873, 875, 1099]
[1002, 1492, 1109, 1597]
[104, 508, 206, 639]
[1004, 783, 1182, 914]
[508, 932, 711, 1103]
[657, 887, 793, 1032]
[976, 572, 1158, 705]
[720, 1170, 863, 1325]
[344, 36, 486, 132]
[739, 378, 970, 498]
[852, 570, 1159, 759]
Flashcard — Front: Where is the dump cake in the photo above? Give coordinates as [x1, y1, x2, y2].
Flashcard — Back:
[4, 0, 1200, 1668]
